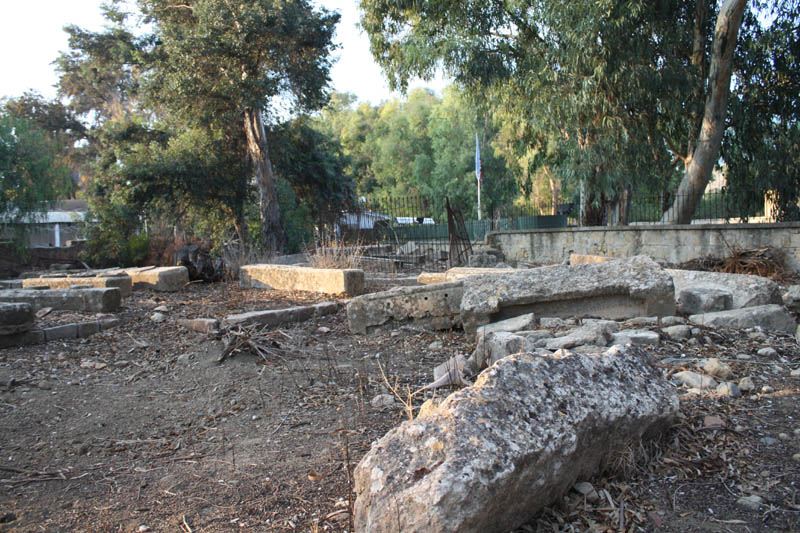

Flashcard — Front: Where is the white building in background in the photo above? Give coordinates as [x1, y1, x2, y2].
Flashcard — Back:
[0, 200, 88, 247]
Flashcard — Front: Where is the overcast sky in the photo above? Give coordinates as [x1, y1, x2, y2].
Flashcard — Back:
[0, 0, 447, 106]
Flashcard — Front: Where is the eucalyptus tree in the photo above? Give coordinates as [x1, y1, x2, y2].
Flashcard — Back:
[360, 0, 796, 224]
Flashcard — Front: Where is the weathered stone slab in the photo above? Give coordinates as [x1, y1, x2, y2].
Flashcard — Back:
[224, 302, 340, 328]
[240, 264, 364, 296]
[122, 266, 189, 292]
[22, 275, 132, 298]
[475, 313, 536, 339]
[689, 304, 796, 334]
[668, 269, 783, 310]
[460, 256, 675, 335]
[676, 285, 733, 315]
[417, 267, 515, 285]
[346, 281, 464, 335]
[0, 288, 121, 312]
[0, 302, 34, 335]
[353, 345, 678, 533]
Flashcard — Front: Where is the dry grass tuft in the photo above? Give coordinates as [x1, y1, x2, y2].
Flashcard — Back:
[307, 230, 363, 270]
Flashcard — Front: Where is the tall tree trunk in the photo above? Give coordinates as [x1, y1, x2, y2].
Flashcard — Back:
[661, 0, 747, 224]
[244, 107, 285, 253]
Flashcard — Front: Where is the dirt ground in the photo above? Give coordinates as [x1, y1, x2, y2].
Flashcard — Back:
[1, 280, 800, 532]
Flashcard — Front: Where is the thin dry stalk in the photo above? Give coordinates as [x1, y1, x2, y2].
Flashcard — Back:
[377, 359, 416, 419]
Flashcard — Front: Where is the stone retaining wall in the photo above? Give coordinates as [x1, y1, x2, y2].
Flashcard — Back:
[487, 222, 800, 271]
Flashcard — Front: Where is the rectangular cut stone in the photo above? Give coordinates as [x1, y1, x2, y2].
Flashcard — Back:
[123, 266, 189, 292]
[0, 288, 121, 312]
[223, 302, 340, 328]
[0, 329, 44, 348]
[23, 275, 131, 298]
[44, 323, 78, 341]
[0, 302, 34, 335]
[354, 345, 678, 533]
[346, 281, 464, 335]
[460, 256, 675, 335]
[240, 264, 364, 296]
[418, 267, 515, 285]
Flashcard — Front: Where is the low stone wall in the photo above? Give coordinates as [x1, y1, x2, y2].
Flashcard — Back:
[0, 317, 121, 349]
[0, 288, 121, 312]
[487, 222, 800, 271]
[22, 274, 132, 298]
[240, 264, 365, 296]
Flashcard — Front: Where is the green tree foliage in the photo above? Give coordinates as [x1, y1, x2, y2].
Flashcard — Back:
[360, 0, 799, 224]
[0, 112, 71, 230]
[56, 0, 343, 255]
[315, 86, 516, 219]
[723, 0, 800, 221]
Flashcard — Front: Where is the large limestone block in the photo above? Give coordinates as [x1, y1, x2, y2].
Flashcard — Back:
[22, 275, 132, 298]
[0, 288, 120, 312]
[354, 345, 678, 533]
[689, 304, 796, 334]
[460, 256, 675, 335]
[346, 282, 463, 335]
[124, 266, 189, 292]
[240, 264, 364, 296]
[668, 269, 783, 310]
[0, 302, 34, 335]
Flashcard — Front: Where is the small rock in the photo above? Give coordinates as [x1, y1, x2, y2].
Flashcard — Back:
[760, 437, 779, 446]
[779, 433, 790, 440]
[151, 312, 166, 323]
[793, 453, 800, 462]
[317, 326, 331, 334]
[703, 358, 733, 380]
[716, 382, 741, 397]
[154, 305, 169, 312]
[736, 495, 763, 511]
[660, 316, 686, 326]
[757, 347, 778, 357]
[573, 481, 600, 503]
[738, 376, 755, 392]
[428, 341, 444, 350]
[370, 394, 395, 410]
[138, 526, 151, 533]
[736, 353, 753, 361]
[790, 368, 800, 377]
[748, 330, 767, 341]
[37, 380, 51, 390]
[762, 385, 774, 394]
[539, 317, 576, 328]
[662, 325, 692, 341]
[672, 371, 718, 390]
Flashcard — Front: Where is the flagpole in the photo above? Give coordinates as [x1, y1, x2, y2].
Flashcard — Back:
[475, 132, 481, 221]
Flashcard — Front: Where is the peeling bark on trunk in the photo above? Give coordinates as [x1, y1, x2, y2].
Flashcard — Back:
[244, 107, 285, 253]
[661, 0, 747, 224]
